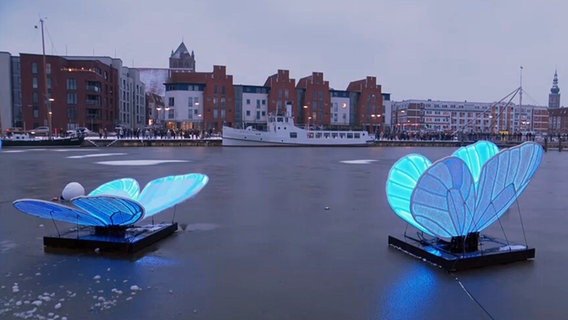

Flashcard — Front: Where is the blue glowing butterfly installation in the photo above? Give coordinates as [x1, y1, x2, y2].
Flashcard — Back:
[386, 141, 543, 239]
[13, 173, 209, 227]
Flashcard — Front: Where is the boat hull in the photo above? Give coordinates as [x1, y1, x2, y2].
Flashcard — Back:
[1, 137, 85, 147]
[222, 126, 373, 147]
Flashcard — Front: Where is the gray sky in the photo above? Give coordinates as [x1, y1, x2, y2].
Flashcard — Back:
[1, 0, 566, 106]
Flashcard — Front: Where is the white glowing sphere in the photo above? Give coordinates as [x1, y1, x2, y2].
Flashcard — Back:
[61, 182, 85, 200]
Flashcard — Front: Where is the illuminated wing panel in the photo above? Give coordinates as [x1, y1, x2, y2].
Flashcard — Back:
[13, 199, 105, 226]
[89, 178, 140, 199]
[473, 142, 543, 231]
[412, 157, 475, 238]
[452, 140, 499, 187]
[136, 173, 209, 217]
[386, 154, 433, 235]
[72, 195, 145, 226]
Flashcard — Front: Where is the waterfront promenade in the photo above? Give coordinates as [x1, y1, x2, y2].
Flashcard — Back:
[78, 136, 549, 149]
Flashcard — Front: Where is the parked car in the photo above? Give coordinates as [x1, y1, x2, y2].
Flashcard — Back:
[30, 126, 50, 135]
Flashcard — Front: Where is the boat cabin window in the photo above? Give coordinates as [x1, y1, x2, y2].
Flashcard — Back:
[307, 132, 314, 139]
[340, 133, 346, 139]
[316, 133, 322, 138]
[347, 133, 353, 139]
[277, 117, 284, 122]
[324, 133, 330, 138]
[354, 133, 360, 138]
[290, 132, 298, 138]
[332, 133, 338, 138]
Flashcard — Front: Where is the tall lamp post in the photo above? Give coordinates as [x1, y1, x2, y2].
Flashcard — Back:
[39, 18, 53, 139]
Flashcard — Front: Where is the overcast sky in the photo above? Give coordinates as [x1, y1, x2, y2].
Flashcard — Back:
[1, 0, 566, 106]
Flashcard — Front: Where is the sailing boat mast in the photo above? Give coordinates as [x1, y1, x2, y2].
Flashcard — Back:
[40, 18, 53, 139]
[520, 66, 523, 110]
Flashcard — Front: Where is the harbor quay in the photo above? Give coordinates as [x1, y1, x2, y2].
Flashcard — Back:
[76, 135, 554, 149]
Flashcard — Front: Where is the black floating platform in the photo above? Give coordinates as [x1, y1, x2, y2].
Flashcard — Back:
[388, 234, 535, 272]
[44, 223, 178, 254]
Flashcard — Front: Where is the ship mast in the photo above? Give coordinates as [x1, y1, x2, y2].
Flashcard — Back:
[519, 66, 523, 109]
[40, 18, 53, 139]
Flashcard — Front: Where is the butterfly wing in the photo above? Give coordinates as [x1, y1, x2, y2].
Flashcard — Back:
[13, 199, 105, 226]
[72, 195, 145, 226]
[472, 142, 543, 232]
[411, 157, 476, 238]
[88, 178, 140, 199]
[386, 154, 433, 235]
[452, 140, 500, 187]
[135, 173, 209, 218]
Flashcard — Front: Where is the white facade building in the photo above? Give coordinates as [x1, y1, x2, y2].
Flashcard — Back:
[330, 93, 350, 127]
[164, 83, 205, 130]
[391, 98, 544, 134]
[242, 91, 268, 124]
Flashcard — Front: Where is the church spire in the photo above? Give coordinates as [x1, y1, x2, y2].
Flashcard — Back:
[549, 70, 561, 109]
[551, 70, 560, 94]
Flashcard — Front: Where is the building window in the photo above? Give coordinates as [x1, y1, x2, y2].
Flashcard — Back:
[169, 97, 174, 107]
[68, 106, 77, 120]
[47, 77, 52, 89]
[168, 108, 174, 118]
[32, 92, 39, 105]
[246, 99, 251, 105]
[46, 63, 51, 74]
[213, 109, 218, 119]
[256, 100, 261, 109]
[67, 78, 77, 90]
[188, 97, 193, 107]
[32, 62, 38, 74]
[246, 110, 251, 116]
[67, 93, 77, 104]
[33, 77, 38, 89]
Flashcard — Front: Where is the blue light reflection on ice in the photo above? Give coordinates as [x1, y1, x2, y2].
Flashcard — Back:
[377, 264, 437, 320]
[386, 141, 543, 238]
[134, 255, 177, 268]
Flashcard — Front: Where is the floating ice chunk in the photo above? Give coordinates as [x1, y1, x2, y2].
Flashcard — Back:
[54, 302, 62, 309]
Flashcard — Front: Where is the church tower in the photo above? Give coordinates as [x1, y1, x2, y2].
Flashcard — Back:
[548, 70, 560, 109]
[169, 42, 195, 71]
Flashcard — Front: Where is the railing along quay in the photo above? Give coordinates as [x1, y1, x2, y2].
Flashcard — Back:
[82, 138, 222, 147]
[80, 137, 562, 151]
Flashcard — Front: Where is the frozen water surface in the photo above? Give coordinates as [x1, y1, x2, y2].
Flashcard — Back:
[1, 146, 568, 319]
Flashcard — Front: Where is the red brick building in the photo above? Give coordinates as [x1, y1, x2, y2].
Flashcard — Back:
[264, 70, 298, 118]
[297, 72, 331, 128]
[347, 76, 384, 133]
[19, 53, 118, 133]
[165, 65, 235, 132]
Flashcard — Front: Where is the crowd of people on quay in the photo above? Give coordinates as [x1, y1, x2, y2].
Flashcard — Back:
[376, 130, 540, 143]
[94, 127, 221, 140]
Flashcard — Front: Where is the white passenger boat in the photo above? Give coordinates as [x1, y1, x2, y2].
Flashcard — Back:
[222, 112, 373, 146]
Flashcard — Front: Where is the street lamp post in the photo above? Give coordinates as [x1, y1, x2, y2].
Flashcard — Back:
[47, 98, 54, 138]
